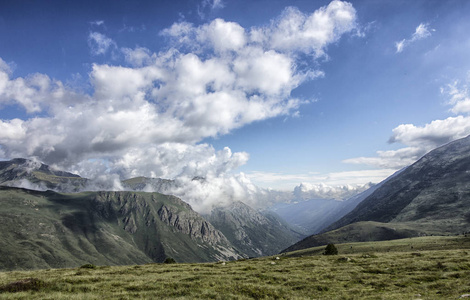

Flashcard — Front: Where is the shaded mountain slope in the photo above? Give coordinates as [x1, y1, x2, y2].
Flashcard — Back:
[269, 183, 381, 235]
[206, 201, 301, 257]
[0, 187, 241, 271]
[326, 135, 470, 233]
[284, 135, 470, 252]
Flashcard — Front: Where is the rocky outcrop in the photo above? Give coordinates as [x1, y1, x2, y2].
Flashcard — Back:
[207, 201, 299, 257]
[158, 204, 228, 246]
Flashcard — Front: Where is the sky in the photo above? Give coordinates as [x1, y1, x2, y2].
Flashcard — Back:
[1, 0, 470, 210]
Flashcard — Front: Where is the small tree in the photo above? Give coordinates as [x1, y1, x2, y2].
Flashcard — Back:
[323, 243, 338, 255]
[163, 257, 176, 264]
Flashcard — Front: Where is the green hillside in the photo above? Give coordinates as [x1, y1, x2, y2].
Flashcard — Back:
[0, 187, 240, 271]
[286, 136, 470, 253]
[326, 135, 470, 233]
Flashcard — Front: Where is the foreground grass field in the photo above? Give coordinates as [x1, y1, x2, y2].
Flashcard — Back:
[1, 236, 470, 299]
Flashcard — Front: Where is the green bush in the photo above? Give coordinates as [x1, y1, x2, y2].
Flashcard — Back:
[323, 243, 338, 255]
[80, 263, 97, 269]
[164, 257, 176, 264]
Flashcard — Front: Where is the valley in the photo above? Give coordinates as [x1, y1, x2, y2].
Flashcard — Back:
[1, 0, 470, 298]
[1, 135, 470, 284]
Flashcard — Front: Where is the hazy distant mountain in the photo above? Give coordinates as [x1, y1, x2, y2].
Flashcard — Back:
[327, 135, 470, 232]
[269, 182, 381, 235]
[206, 201, 302, 257]
[0, 158, 88, 192]
[284, 135, 470, 252]
[0, 159, 300, 264]
[121, 176, 176, 193]
[0, 187, 242, 270]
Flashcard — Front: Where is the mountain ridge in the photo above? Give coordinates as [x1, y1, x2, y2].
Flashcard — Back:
[0, 186, 242, 270]
[284, 135, 470, 252]
[206, 201, 301, 257]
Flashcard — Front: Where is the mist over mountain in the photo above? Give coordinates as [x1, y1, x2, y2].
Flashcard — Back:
[0, 158, 307, 268]
[284, 135, 470, 252]
[0, 156, 391, 265]
[206, 201, 302, 257]
[292, 182, 373, 201]
[270, 187, 375, 235]
[0, 158, 89, 192]
[0, 158, 368, 215]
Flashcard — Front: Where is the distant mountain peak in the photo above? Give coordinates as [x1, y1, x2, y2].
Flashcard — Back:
[0, 158, 86, 192]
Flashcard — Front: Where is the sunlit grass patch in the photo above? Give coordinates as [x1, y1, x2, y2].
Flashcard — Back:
[1, 237, 470, 299]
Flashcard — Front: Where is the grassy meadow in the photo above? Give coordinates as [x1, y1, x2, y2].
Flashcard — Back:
[1, 236, 470, 299]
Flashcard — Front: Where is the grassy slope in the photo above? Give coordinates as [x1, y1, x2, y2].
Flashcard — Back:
[325, 135, 470, 234]
[0, 187, 234, 271]
[283, 235, 470, 257]
[282, 221, 451, 253]
[283, 137, 470, 254]
[0, 236, 470, 299]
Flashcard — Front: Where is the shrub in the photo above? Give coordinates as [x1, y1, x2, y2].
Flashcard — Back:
[323, 243, 338, 255]
[80, 263, 97, 269]
[164, 257, 176, 264]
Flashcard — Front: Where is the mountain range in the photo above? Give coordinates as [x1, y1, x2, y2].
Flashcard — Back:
[2, 134, 470, 269]
[0, 186, 246, 270]
[0, 158, 88, 192]
[206, 201, 302, 257]
[269, 182, 381, 235]
[284, 135, 470, 252]
[0, 158, 299, 270]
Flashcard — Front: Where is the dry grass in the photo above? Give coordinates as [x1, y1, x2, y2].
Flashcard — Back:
[1, 238, 470, 299]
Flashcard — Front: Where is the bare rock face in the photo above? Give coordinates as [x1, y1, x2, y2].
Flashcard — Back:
[158, 204, 228, 246]
[207, 201, 299, 257]
[91, 190, 242, 262]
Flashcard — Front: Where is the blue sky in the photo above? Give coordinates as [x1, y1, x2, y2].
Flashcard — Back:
[1, 0, 470, 199]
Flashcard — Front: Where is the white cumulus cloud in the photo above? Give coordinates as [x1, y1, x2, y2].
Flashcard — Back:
[0, 1, 359, 212]
[261, 1, 358, 57]
[345, 76, 470, 170]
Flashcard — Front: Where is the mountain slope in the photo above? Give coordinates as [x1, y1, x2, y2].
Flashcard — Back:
[0, 187, 241, 270]
[284, 135, 470, 252]
[326, 135, 470, 233]
[0, 158, 88, 192]
[282, 221, 435, 253]
[121, 176, 175, 193]
[206, 201, 301, 257]
[268, 181, 384, 235]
